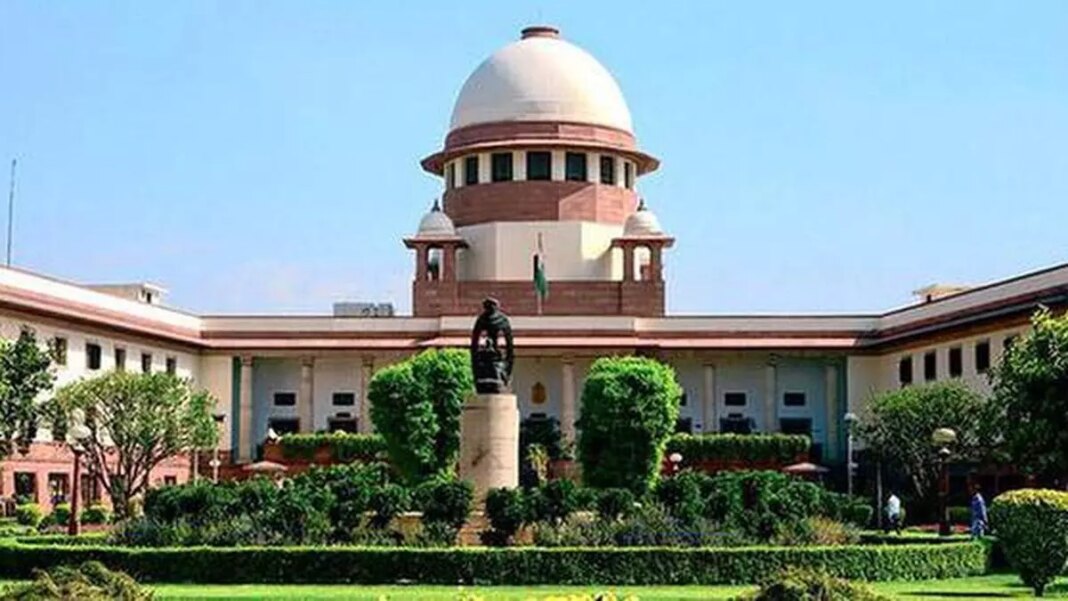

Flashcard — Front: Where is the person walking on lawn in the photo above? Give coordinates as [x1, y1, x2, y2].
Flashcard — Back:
[970, 485, 988, 538]
[885, 492, 903, 534]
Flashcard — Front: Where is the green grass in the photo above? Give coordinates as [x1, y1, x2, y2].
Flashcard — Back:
[4, 575, 1066, 600]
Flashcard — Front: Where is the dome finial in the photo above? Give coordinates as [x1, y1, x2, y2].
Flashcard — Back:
[431, 198, 441, 212]
[637, 197, 647, 211]
[521, 25, 560, 39]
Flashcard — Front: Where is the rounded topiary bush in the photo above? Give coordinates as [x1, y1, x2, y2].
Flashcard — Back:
[81, 504, 111, 525]
[15, 503, 43, 528]
[577, 356, 682, 494]
[990, 488, 1068, 596]
[50, 503, 72, 526]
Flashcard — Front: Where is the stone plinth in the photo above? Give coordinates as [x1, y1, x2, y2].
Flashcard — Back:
[459, 393, 519, 500]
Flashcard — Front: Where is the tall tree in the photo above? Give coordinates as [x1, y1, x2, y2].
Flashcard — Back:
[0, 327, 56, 459]
[369, 348, 473, 483]
[991, 307, 1068, 485]
[859, 380, 995, 505]
[45, 372, 217, 518]
[577, 356, 682, 494]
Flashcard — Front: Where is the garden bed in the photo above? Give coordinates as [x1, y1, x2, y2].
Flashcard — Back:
[0, 539, 988, 585]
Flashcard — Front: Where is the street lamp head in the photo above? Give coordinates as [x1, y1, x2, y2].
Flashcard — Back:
[265, 428, 280, 442]
[212, 412, 227, 424]
[69, 423, 91, 443]
[669, 452, 683, 464]
[938, 446, 952, 459]
[844, 412, 858, 423]
[931, 427, 958, 446]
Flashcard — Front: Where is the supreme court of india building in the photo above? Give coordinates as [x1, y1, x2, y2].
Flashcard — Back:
[2, 26, 1066, 507]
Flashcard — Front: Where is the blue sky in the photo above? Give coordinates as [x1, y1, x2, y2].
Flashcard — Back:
[1, 2, 1065, 315]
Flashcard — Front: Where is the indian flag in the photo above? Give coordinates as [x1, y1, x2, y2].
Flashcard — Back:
[533, 233, 548, 314]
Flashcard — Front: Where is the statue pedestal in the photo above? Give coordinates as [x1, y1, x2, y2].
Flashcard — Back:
[459, 393, 519, 500]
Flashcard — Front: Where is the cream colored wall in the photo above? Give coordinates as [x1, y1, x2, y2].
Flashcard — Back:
[0, 312, 201, 442]
[457, 221, 623, 281]
[198, 355, 234, 449]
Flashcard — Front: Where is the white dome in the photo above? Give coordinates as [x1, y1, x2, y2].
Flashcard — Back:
[623, 201, 664, 236]
[417, 202, 456, 237]
[449, 27, 633, 133]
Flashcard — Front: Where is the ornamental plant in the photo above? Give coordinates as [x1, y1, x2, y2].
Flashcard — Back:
[990, 488, 1068, 596]
[991, 308, 1068, 484]
[369, 349, 473, 483]
[576, 356, 682, 494]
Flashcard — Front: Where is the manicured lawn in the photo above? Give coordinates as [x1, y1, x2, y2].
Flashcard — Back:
[5, 575, 1067, 599]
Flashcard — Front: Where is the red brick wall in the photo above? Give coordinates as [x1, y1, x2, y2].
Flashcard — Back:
[0, 442, 192, 513]
[413, 279, 665, 317]
[444, 181, 638, 227]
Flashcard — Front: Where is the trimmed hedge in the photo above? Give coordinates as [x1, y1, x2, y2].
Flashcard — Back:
[0, 540, 987, 584]
[279, 433, 386, 463]
[666, 434, 809, 464]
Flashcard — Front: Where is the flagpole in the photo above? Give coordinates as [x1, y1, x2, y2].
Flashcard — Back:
[6, 158, 15, 267]
[536, 233, 543, 316]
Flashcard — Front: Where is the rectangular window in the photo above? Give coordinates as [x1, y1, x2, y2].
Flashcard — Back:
[924, 351, 937, 381]
[975, 340, 991, 373]
[899, 356, 913, 387]
[47, 473, 70, 504]
[526, 151, 552, 181]
[490, 153, 513, 182]
[624, 161, 635, 189]
[332, 392, 356, 406]
[783, 392, 806, 407]
[14, 472, 36, 502]
[720, 415, 754, 434]
[52, 337, 68, 366]
[565, 152, 587, 181]
[328, 417, 358, 434]
[464, 155, 479, 185]
[268, 417, 300, 435]
[273, 392, 297, 407]
[114, 347, 126, 372]
[165, 356, 177, 375]
[675, 418, 693, 434]
[1003, 335, 1018, 350]
[163, 476, 178, 487]
[599, 155, 616, 185]
[724, 392, 747, 407]
[141, 353, 153, 374]
[780, 418, 813, 436]
[445, 163, 456, 190]
[949, 346, 963, 378]
[85, 343, 102, 370]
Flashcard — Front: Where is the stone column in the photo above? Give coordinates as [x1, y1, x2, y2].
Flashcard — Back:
[649, 245, 663, 281]
[237, 356, 254, 462]
[459, 393, 519, 500]
[621, 243, 635, 281]
[825, 364, 840, 462]
[702, 363, 717, 432]
[300, 357, 315, 433]
[359, 358, 375, 433]
[764, 362, 778, 433]
[561, 359, 577, 444]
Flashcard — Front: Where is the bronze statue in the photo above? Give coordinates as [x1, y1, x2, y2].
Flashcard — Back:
[470, 297, 514, 394]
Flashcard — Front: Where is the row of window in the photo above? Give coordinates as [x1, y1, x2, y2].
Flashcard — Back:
[897, 336, 1015, 386]
[446, 151, 636, 189]
[273, 391, 357, 406]
[267, 416, 358, 435]
[721, 391, 807, 407]
[54, 337, 177, 375]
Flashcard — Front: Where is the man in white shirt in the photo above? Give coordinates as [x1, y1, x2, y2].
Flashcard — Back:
[885, 493, 903, 534]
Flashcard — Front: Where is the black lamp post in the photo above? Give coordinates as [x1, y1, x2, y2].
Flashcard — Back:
[931, 427, 957, 537]
[67, 409, 91, 537]
[211, 413, 226, 483]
